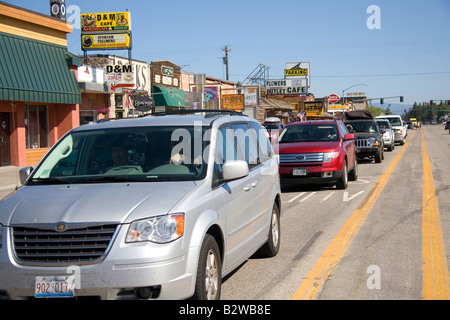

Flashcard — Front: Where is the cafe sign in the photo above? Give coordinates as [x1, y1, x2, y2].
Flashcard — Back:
[81, 12, 131, 33]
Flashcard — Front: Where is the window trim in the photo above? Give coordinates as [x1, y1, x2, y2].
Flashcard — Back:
[25, 104, 49, 149]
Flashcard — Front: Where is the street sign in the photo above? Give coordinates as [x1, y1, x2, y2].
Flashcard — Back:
[327, 94, 340, 104]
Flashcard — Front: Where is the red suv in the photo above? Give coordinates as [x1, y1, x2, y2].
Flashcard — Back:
[277, 120, 358, 189]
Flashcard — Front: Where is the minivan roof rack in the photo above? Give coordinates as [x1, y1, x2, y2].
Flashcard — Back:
[150, 109, 247, 118]
[96, 110, 247, 123]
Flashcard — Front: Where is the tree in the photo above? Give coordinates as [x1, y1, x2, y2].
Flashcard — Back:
[367, 105, 386, 117]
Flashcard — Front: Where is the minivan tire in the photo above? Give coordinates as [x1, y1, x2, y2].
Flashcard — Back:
[193, 234, 222, 300]
[257, 204, 280, 258]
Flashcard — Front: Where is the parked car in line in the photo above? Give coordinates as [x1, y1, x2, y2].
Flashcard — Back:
[277, 119, 358, 189]
[375, 118, 395, 151]
[262, 117, 285, 143]
[345, 111, 384, 163]
[0, 110, 282, 300]
[445, 120, 450, 130]
[376, 115, 407, 145]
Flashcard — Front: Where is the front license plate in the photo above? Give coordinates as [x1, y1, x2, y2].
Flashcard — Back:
[35, 276, 75, 298]
[293, 168, 307, 176]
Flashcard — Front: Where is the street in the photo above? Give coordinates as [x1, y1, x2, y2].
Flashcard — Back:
[221, 124, 450, 300]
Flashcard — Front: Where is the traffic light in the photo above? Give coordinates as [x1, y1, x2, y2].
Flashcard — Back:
[380, 98, 384, 104]
[430, 100, 433, 105]
[400, 96, 404, 102]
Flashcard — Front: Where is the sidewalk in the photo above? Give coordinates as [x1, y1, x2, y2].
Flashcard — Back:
[0, 166, 22, 199]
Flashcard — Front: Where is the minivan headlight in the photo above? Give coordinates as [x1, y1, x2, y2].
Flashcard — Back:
[126, 213, 184, 244]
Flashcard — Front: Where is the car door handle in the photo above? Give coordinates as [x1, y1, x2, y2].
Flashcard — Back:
[243, 185, 251, 192]
[251, 182, 258, 188]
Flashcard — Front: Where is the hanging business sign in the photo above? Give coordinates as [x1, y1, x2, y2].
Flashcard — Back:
[304, 101, 323, 117]
[81, 12, 131, 33]
[266, 87, 307, 95]
[133, 95, 154, 112]
[104, 64, 135, 91]
[222, 94, 245, 110]
[265, 78, 307, 88]
[81, 33, 131, 50]
[285, 62, 311, 87]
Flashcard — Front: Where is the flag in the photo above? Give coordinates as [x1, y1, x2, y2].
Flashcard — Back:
[126, 90, 134, 109]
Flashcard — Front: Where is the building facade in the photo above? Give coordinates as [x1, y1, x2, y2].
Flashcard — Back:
[0, 2, 81, 167]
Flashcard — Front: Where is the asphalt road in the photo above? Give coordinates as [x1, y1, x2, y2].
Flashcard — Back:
[221, 124, 450, 300]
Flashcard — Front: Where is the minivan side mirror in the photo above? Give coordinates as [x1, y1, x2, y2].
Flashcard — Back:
[222, 160, 249, 181]
[19, 166, 33, 185]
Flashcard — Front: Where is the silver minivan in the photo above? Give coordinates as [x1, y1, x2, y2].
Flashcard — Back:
[0, 111, 281, 300]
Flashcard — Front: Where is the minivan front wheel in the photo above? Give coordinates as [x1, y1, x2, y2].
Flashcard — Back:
[257, 204, 280, 257]
[193, 234, 222, 300]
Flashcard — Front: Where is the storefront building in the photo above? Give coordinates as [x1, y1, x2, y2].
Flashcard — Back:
[0, 2, 81, 167]
[82, 55, 152, 118]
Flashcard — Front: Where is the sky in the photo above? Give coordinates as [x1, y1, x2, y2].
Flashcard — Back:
[3, 0, 450, 115]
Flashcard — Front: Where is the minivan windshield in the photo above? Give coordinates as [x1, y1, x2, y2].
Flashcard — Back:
[278, 124, 339, 143]
[29, 126, 209, 184]
[385, 117, 402, 126]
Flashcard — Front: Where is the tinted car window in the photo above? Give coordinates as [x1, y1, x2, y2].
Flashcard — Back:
[30, 126, 210, 184]
[278, 124, 339, 143]
[229, 123, 259, 168]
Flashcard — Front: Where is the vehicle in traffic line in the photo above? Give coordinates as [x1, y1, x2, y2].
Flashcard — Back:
[0, 110, 282, 300]
[262, 117, 285, 143]
[375, 118, 395, 151]
[345, 111, 384, 163]
[277, 119, 358, 189]
[375, 115, 407, 145]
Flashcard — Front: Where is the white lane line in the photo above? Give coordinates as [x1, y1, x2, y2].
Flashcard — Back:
[288, 192, 305, 203]
[299, 192, 317, 203]
[321, 191, 335, 202]
[343, 190, 365, 202]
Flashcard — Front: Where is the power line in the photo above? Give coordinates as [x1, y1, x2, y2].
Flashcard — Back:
[311, 71, 450, 78]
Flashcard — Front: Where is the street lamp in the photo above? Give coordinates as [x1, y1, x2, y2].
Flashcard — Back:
[342, 83, 368, 105]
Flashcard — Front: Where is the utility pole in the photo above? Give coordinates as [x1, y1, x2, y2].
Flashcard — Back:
[222, 45, 230, 80]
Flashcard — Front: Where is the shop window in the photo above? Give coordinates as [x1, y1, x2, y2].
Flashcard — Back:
[80, 110, 97, 125]
[25, 105, 49, 149]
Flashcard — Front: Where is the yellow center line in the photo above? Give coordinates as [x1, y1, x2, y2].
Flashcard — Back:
[421, 130, 449, 300]
[291, 130, 416, 300]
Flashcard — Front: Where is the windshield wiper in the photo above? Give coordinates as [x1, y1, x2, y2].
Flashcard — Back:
[29, 177, 71, 185]
[77, 176, 150, 183]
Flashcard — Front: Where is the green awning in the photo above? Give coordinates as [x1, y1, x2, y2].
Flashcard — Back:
[0, 32, 81, 104]
[152, 85, 185, 108]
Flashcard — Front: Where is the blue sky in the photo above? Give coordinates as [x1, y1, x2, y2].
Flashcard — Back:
[4, 0, 450, 114]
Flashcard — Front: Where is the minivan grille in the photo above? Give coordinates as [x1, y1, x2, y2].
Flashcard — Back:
[12, 224, 118, 265]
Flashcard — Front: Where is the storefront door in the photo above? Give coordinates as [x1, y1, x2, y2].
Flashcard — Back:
[0, 113, 11, 166]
